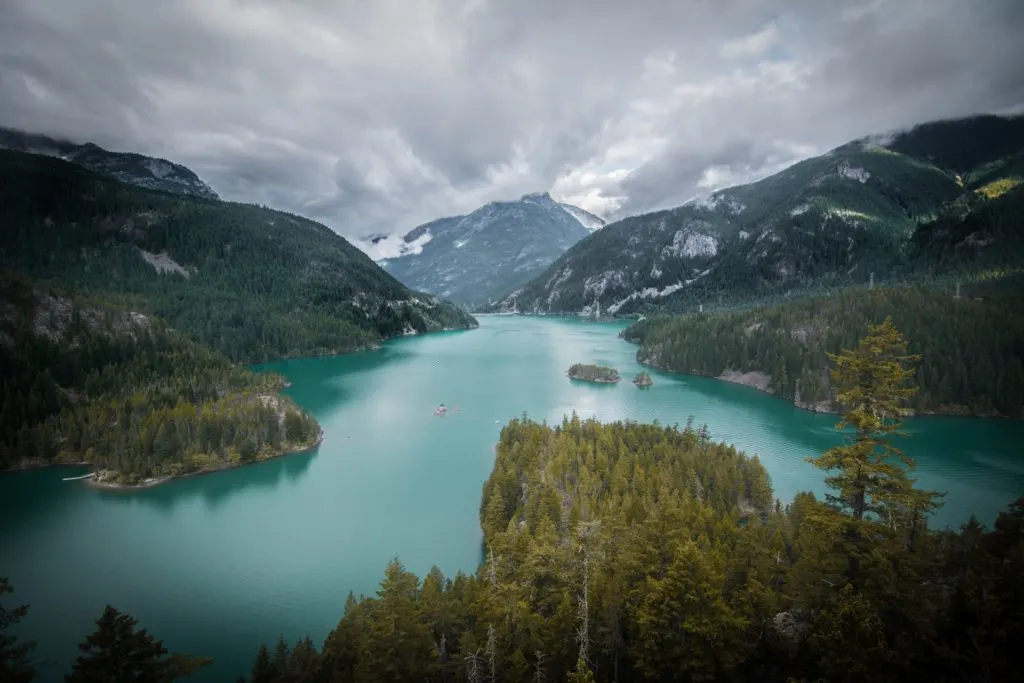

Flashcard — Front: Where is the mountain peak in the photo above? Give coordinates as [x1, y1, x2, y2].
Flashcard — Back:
[0, 128, 219, 201]
[377, 193, 598, 308]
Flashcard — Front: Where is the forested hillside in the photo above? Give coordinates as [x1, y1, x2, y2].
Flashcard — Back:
[0, 149, 477, 363]
[623, 280, 1024, 418]
[0, 272, 319, 482]
[493, 115, 1024, 316]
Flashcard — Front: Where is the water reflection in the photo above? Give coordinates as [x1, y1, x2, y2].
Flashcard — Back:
[95, 448, 319, 514]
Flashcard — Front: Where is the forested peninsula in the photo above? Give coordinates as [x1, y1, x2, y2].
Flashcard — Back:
[4, 320, 1021, 682]
[0, 150, 477, 484]
[0, 272, 321, 485]
[623, 278, 1024, 418]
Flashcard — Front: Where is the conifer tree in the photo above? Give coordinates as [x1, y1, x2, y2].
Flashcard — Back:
[65, 605, 211, 682]
[806, 317, 941, 581]
[0, 578, 36, 683]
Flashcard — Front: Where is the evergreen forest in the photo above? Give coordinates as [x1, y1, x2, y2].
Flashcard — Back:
[0, 271, 319, 481]
[0, 150, 476, 364]
[623, 279, 1024, 418]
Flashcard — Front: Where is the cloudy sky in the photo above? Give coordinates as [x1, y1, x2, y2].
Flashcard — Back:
[1, 0, 1022, 257]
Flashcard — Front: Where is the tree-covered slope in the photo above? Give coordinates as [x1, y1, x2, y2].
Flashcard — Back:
[0, 271, 319, 481]
[0, 150, 477, 362]
[493, 115, 1024, 316]
[378, 192, 594, 309]
[623, 280, 1024, 418]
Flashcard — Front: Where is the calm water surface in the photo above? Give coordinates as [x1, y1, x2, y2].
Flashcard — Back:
[2, 316, 1022, 681]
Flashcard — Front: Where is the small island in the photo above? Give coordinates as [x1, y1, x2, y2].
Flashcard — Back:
[568, 363, 621, 384]
[633, 371, 654, 387]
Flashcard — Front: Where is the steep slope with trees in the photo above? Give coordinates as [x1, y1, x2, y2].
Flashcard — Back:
[0, 271, 319, 483]
[0, 149, 477, 363]
[493, 114, 1024, 316]
[623, 280, 1024, 418]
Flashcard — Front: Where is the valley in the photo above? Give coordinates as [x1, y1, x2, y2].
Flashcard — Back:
[2, 316, 1022, 682]
[1, 113, 1022, 683]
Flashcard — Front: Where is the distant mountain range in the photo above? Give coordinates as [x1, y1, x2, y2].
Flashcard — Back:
[490, 115, 1024, 315]
[376, 192, 606, 309]
[0, 127, 219, 200]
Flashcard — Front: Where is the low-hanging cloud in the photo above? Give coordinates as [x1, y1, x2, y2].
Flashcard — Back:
[1, 0, 1022, 252]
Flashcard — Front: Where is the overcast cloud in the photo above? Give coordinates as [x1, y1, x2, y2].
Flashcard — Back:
[1, 0, 1022, 258]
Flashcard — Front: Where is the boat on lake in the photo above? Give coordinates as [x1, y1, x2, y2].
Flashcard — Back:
[433, 404, 448, 416]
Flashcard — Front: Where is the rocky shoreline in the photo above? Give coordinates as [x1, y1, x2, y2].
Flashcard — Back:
[84, 430, 325, 492]
[636, 355, 1006, 419]
[635, 355, 845, 416]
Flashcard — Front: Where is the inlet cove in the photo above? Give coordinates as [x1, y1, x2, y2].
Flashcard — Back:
[1, 316, 1021, 682]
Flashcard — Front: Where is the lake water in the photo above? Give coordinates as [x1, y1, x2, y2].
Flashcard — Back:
[2, 315, 1022, 681]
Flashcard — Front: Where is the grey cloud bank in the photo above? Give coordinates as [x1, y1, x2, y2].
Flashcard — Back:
[1, 0, 1022, 258]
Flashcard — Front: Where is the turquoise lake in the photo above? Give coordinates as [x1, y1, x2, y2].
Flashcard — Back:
[2, 315, 1022, 681]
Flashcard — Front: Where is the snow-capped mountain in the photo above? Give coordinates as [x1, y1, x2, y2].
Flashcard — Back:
[0, 128, 219, 200]
[376, 192, 598, 308]
[558, 203, 606, 231]
[491, 115, 1024, 317]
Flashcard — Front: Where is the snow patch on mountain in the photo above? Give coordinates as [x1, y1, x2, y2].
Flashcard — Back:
[663, 230, 718, 259]
[838, 162, 871, 183]
[583, 270, 627, 299]
[558, 202, 606, 231]
[144, 159, 173, 180]
[789, 204, 811, 217]
[692, 193, 746, 214]
[139, 249, 192, 278]
[364, 230, 433, 261]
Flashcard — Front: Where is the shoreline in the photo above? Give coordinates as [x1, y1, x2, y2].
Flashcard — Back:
[82, 430, 325, 492]
[567, 374, 620, 384]
[634, 355, 1013, 421]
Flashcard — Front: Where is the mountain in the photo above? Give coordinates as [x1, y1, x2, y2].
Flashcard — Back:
[0, 149, 477, 363]
[377, 192, 599, 309]
[558, 202, 607, 231]
[491, 115, 1024, 316]
[0, 127, 219, 200]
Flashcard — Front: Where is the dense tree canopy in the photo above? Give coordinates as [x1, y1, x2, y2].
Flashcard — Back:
[624, 280, 1024, 417]
[0, 150, 476, 364]
[0, 272, 319, 481]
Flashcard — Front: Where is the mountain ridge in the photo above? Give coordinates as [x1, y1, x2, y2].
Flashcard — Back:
[0, 148, 477, 363]
[490, 114, 1024, 316]
[0, 127, 219, 200]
